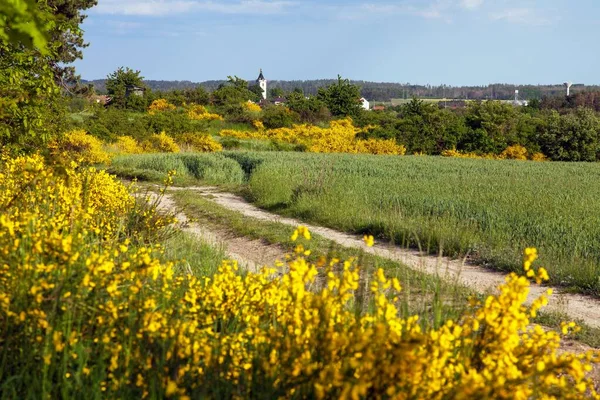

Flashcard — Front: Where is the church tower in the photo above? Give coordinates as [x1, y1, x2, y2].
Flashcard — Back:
[256, 69, 267, 100]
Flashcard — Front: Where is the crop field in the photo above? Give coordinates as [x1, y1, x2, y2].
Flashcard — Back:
[234, 152, 600, 295]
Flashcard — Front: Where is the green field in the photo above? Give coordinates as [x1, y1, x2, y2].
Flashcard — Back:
[113, 151, 600, 296]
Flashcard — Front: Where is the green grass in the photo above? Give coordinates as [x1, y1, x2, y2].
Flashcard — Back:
[109, 152, 244, 185]
[224, 151, 600, 296]
[160, 230, 226, 277]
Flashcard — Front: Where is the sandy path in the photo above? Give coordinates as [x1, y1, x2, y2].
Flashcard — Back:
[153, 193, 287, 273]
[168, 186, 600, 329]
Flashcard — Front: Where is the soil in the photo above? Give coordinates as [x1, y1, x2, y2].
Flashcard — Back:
[153, 192, 287, 273]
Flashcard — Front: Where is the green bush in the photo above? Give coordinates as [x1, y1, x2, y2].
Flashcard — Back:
[261, 106, 299, 129]
[146, 110, 196, 135]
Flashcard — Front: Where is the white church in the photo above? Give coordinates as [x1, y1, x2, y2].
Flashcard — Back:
[256, 69, 267, 100]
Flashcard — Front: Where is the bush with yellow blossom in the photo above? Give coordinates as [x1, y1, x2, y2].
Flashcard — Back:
[220, 119, 407, 155]
[245, 101, 262, 113]
[142, 131, 181, 153]
[176, 133, 223, 152]
[51, 129, 112, 164]
[442, 146, 547, 161]
[187, 104, 224, 121]
[148, 98, 176, 115]
[500, 144, 529, 160]
[112, 135, 145, 154]
[1, 153, 598, 398]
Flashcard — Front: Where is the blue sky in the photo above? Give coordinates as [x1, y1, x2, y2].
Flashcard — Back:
[75, 0, 599, 85]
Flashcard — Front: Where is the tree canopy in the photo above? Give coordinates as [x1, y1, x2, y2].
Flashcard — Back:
[0, 0, 96, 151]
[317, 75, 362, 118]
[106, 67, 146, 109]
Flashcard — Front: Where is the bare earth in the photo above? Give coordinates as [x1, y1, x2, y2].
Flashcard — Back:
[156, 192, 287, 273]
[162, 186, 600, 330]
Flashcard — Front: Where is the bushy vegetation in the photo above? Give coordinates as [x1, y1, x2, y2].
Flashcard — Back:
[4, 3, 600, 398]
[1, 155, 599, 398]
[220, 119, 406, 155]
[62, 83, 600, 162]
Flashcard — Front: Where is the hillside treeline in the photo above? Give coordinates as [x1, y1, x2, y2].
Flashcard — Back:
[71, 72, 600, 162]
[84, 78, 598, 102]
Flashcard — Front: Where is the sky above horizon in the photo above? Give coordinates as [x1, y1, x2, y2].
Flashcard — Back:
[75, 0, 599, 86]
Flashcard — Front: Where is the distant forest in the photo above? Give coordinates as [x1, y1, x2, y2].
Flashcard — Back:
[83, 78, 599, 102]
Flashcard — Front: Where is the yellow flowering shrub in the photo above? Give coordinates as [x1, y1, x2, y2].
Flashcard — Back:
[176, 133, 223, 152]
[353, 138, 407, 155]
[1, 156, 598, 398]
[1, 166, 598, 400]
[220, 119, 406, 155]
[52, 129, 111, 165]
[187, 104, 224, 121]
[442, 147, 547, 162]
[113, 135, 144, 154]
[245, 101, 262, 112]
[148, 98, 176, 115]
[531, 151, 547, 161]
[142, 131, 180, 153]
[253, 120, 265, 130]
[441, 148, 499, 160]
[501, 144, 529, 160]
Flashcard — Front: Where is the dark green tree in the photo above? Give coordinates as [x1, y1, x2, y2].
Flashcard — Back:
[286, 92, 330, 124]
[211, 76, 259, 107]
[0, 0, 95, 150]
[269, 87, 284, 99]
[396, 101, 466, 154]
[106, 67, 146, 109]
[462, 101, 519, 153]
[248, 84, 264, 101]
[46, 0, 98, 86]
[183, 86, 209, 105]
[538, 108, 600, 161]
[317, 75, 362, 118]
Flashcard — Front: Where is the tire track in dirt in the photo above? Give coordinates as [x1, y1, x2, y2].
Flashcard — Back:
[169, 186, 600, 329]
[153, 192, 287, 273]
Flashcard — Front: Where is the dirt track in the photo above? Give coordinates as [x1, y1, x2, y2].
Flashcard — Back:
[164, 186, 600, 329]
[155, 193, 287, 272]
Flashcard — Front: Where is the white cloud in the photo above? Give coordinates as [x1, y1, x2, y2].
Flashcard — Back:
[490, 7, 555, 26]
[338, 1, 450, 21]
[94, 0, 295, 16]
[460, 0, 483, 10]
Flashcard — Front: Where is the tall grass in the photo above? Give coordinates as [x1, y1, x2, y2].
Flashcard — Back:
[110, 153, 244, 185]
[228, 151, 600, 295]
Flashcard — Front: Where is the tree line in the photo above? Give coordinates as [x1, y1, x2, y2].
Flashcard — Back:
[76, 67, 600, 162]
[83, 78, 598, 102]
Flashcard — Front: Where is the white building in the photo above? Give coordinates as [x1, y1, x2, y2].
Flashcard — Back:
[360, 97, 370, 110]
[256, 69, 267, 100]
